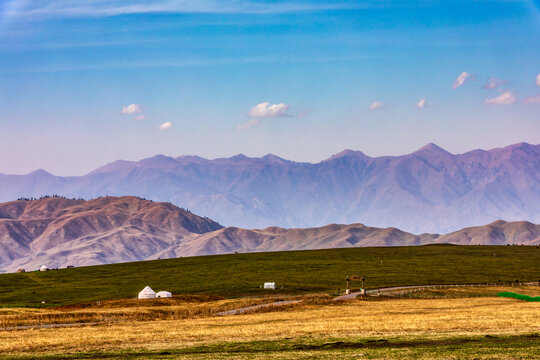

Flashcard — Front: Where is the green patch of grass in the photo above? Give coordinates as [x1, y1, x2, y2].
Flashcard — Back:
[498, 292, 540, 302]
[0, 245, 538, 307]
[1, 334, 538, 359]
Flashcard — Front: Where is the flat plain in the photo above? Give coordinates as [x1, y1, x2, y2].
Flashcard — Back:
[1, 245, 539, 359]
[1, 286, 539, 359]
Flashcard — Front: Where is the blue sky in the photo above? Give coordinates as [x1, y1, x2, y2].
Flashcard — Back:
[0, 0, 539, 175]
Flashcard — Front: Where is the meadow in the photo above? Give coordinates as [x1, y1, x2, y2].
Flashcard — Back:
[0, 245, 538, 307]
[0, 245, 539, 359]
[1, 287, 539, 359]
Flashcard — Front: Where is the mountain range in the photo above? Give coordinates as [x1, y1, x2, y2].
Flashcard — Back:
[0, 196, 538, 272]
[0, 142, 539, 234]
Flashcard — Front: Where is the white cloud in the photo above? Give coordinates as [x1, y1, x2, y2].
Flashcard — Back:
[236, 119, 260, 131]
[134, 115, 145, 121]
[484, 91, 516, 105]
[483, 77, 506, 90]
[158, 122, 172, 130]
[368, 101, 384, 111]
[536, 74, 540, 86]
[248, 102, 290, 118]
[416, 99, 427, 109]
[452, 71, 472, 89]
[523, 95, 540, 104]
[121, 104, 142, 114]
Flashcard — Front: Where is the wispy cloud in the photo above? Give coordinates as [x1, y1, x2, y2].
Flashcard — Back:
[6, 1, 364, 18]
[452, 71, 472, 89]
[134, 115, 145, 121]
[483, 77, 506, 90]
[368, 101, 384, 111]
[236, 119, 259, 131]
[523, 95, 540, 104]
[249, 102, 291, 118]
[121, 104, 142, 114]
[2, 54, 378, 74]
[416, 99, 427, 109]
[158, 122, 172, 130]
[484, 91, 515, 105]
[536, 74, 540, 87]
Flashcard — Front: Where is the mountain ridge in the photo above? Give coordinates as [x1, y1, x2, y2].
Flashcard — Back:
[0, 196, 538, 272]
[0, 142, 539, 234]
[7, 142, 538, 177]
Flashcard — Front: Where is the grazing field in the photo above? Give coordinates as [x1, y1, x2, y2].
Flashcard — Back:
[0, 245, 539, 307]
[1, 290, 539, 359]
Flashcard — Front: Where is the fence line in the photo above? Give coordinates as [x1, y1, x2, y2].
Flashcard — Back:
[365, 282, 540, 298]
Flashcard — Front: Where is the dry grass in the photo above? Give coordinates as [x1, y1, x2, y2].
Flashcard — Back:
[0, 295, 297, 328]
[1, 294, 539, 356]
[0, 294, 333, 328]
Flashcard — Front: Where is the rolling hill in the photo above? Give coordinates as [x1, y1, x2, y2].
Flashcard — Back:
[0, 142, 538, 234]
[0, 197, 538, 272]
[0, 196, 222, 272]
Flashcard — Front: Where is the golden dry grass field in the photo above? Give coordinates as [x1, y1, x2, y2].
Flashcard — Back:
[0, 286, 539, 359]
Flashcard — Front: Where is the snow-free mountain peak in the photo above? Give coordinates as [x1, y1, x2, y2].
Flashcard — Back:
[414, 143, 452, 156]
[28, 169, 54, 177]
[262, 154, 288, 163]
[0, 142, 538, 234]
[324, 149, 370, 162]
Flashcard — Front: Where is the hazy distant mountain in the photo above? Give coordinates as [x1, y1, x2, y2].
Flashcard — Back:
[0, 197, 538, 272]
[0, 142, 539, 234]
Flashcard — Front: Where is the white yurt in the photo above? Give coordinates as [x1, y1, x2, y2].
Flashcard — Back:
[264, 282, 276, 289]
[138, 286, 156, 299]
[40, 265, 50, 272]
[156, 291, 172, 298]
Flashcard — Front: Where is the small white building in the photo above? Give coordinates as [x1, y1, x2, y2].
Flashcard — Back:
[138, 286, 156, 299]
[156, 291, 172, 298]
[264, 282, 276, 289]
[40, 265, 50, 272]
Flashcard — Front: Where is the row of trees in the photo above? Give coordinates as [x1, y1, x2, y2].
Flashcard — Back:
[17, 194, 85, 201]
[16, 194, 166, 205]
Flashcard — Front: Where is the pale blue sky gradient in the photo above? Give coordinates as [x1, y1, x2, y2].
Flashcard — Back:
[1, 0, 539, 175]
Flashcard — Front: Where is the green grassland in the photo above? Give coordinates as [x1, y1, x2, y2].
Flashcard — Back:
[0, 245, 538, 307]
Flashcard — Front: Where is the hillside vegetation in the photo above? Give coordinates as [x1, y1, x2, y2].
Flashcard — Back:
[0, 245, 538, 307]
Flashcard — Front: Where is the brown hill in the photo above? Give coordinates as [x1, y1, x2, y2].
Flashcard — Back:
[436, 220, 540, 245]
[0, 196, 222, 271]
[0, 197, 538, 272]
[156, 224, 433, 259]
[156, 220, 540, 259]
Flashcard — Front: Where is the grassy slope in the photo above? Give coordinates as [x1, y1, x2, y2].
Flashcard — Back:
[0, 245, 538, 307]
